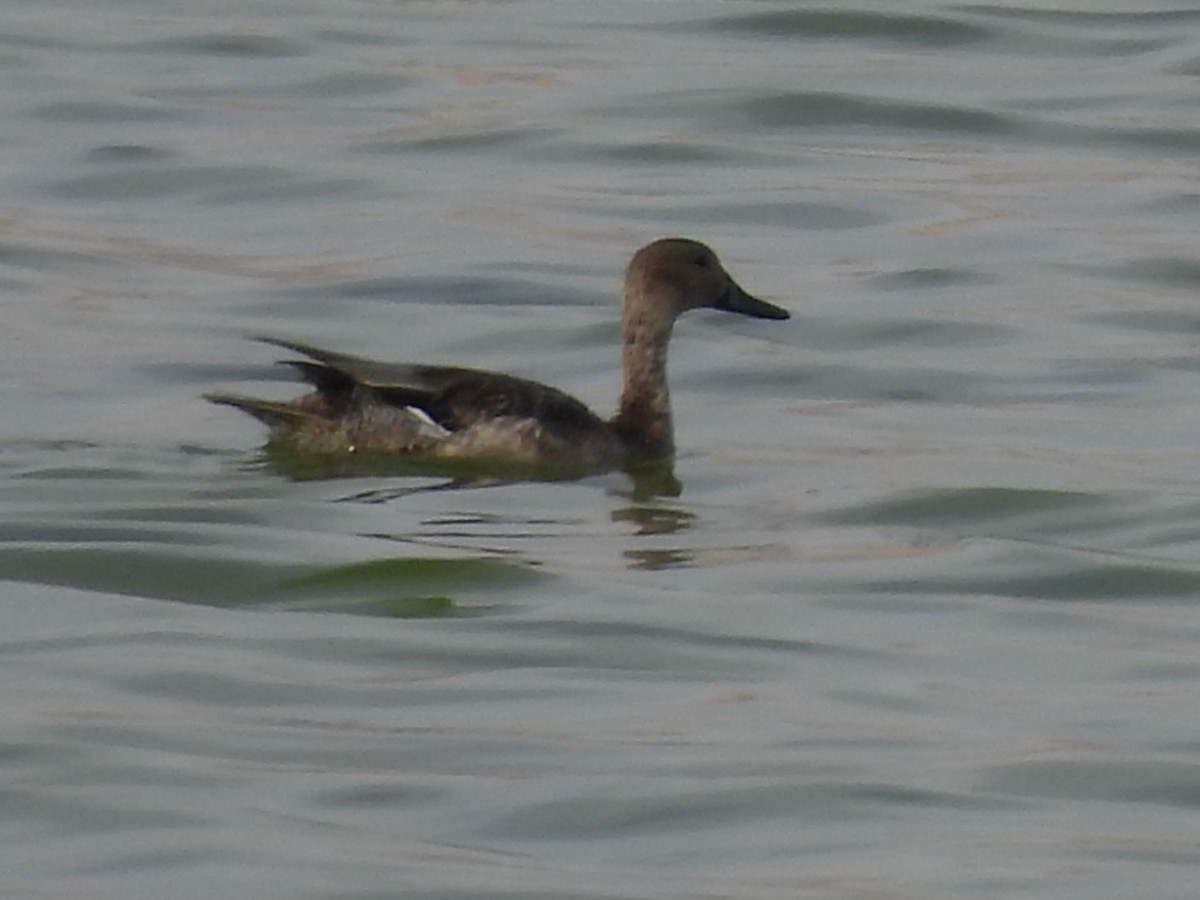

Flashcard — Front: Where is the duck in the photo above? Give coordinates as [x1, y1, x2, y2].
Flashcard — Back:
[205, 237, 789, 471]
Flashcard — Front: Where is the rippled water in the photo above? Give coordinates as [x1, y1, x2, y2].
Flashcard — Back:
[4, 2, 1200, 898]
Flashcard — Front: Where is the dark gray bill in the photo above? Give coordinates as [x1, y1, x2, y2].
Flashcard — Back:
[718, 279, 790, 320]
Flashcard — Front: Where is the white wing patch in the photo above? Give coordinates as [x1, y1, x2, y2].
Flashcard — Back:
[404, 406, 452, 440]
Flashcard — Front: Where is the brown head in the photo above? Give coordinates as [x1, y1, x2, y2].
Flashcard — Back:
[622, 237, 790, 326]
[615, 238, 788, 458]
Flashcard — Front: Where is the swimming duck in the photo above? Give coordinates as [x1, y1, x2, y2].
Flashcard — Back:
[205, 238, 789, 470]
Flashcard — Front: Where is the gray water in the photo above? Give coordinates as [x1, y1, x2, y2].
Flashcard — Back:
[4, 2, 1200, 897]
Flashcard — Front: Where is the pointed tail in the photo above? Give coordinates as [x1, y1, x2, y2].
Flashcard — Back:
[203, 392, 313, 429]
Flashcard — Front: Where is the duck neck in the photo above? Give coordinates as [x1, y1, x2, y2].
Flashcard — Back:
[614, 308, 674, 457]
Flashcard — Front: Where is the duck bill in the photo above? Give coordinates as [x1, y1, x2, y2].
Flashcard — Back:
[718, 279, 790, 320]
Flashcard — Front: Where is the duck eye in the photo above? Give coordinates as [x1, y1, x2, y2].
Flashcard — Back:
[694, 255, 709, 268]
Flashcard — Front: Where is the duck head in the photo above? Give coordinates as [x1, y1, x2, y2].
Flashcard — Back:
[622, 237, 790, 325]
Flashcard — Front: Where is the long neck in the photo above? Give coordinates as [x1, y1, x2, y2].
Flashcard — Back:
[614, 304, 674, 457]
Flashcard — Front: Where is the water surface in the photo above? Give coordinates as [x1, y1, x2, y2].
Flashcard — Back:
[4, 2, 1200, 898]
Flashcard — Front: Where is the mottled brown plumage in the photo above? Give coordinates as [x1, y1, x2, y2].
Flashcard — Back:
[206, 238, 788, 470]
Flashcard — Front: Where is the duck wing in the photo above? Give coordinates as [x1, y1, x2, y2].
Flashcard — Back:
[258, 337, 606, 434]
